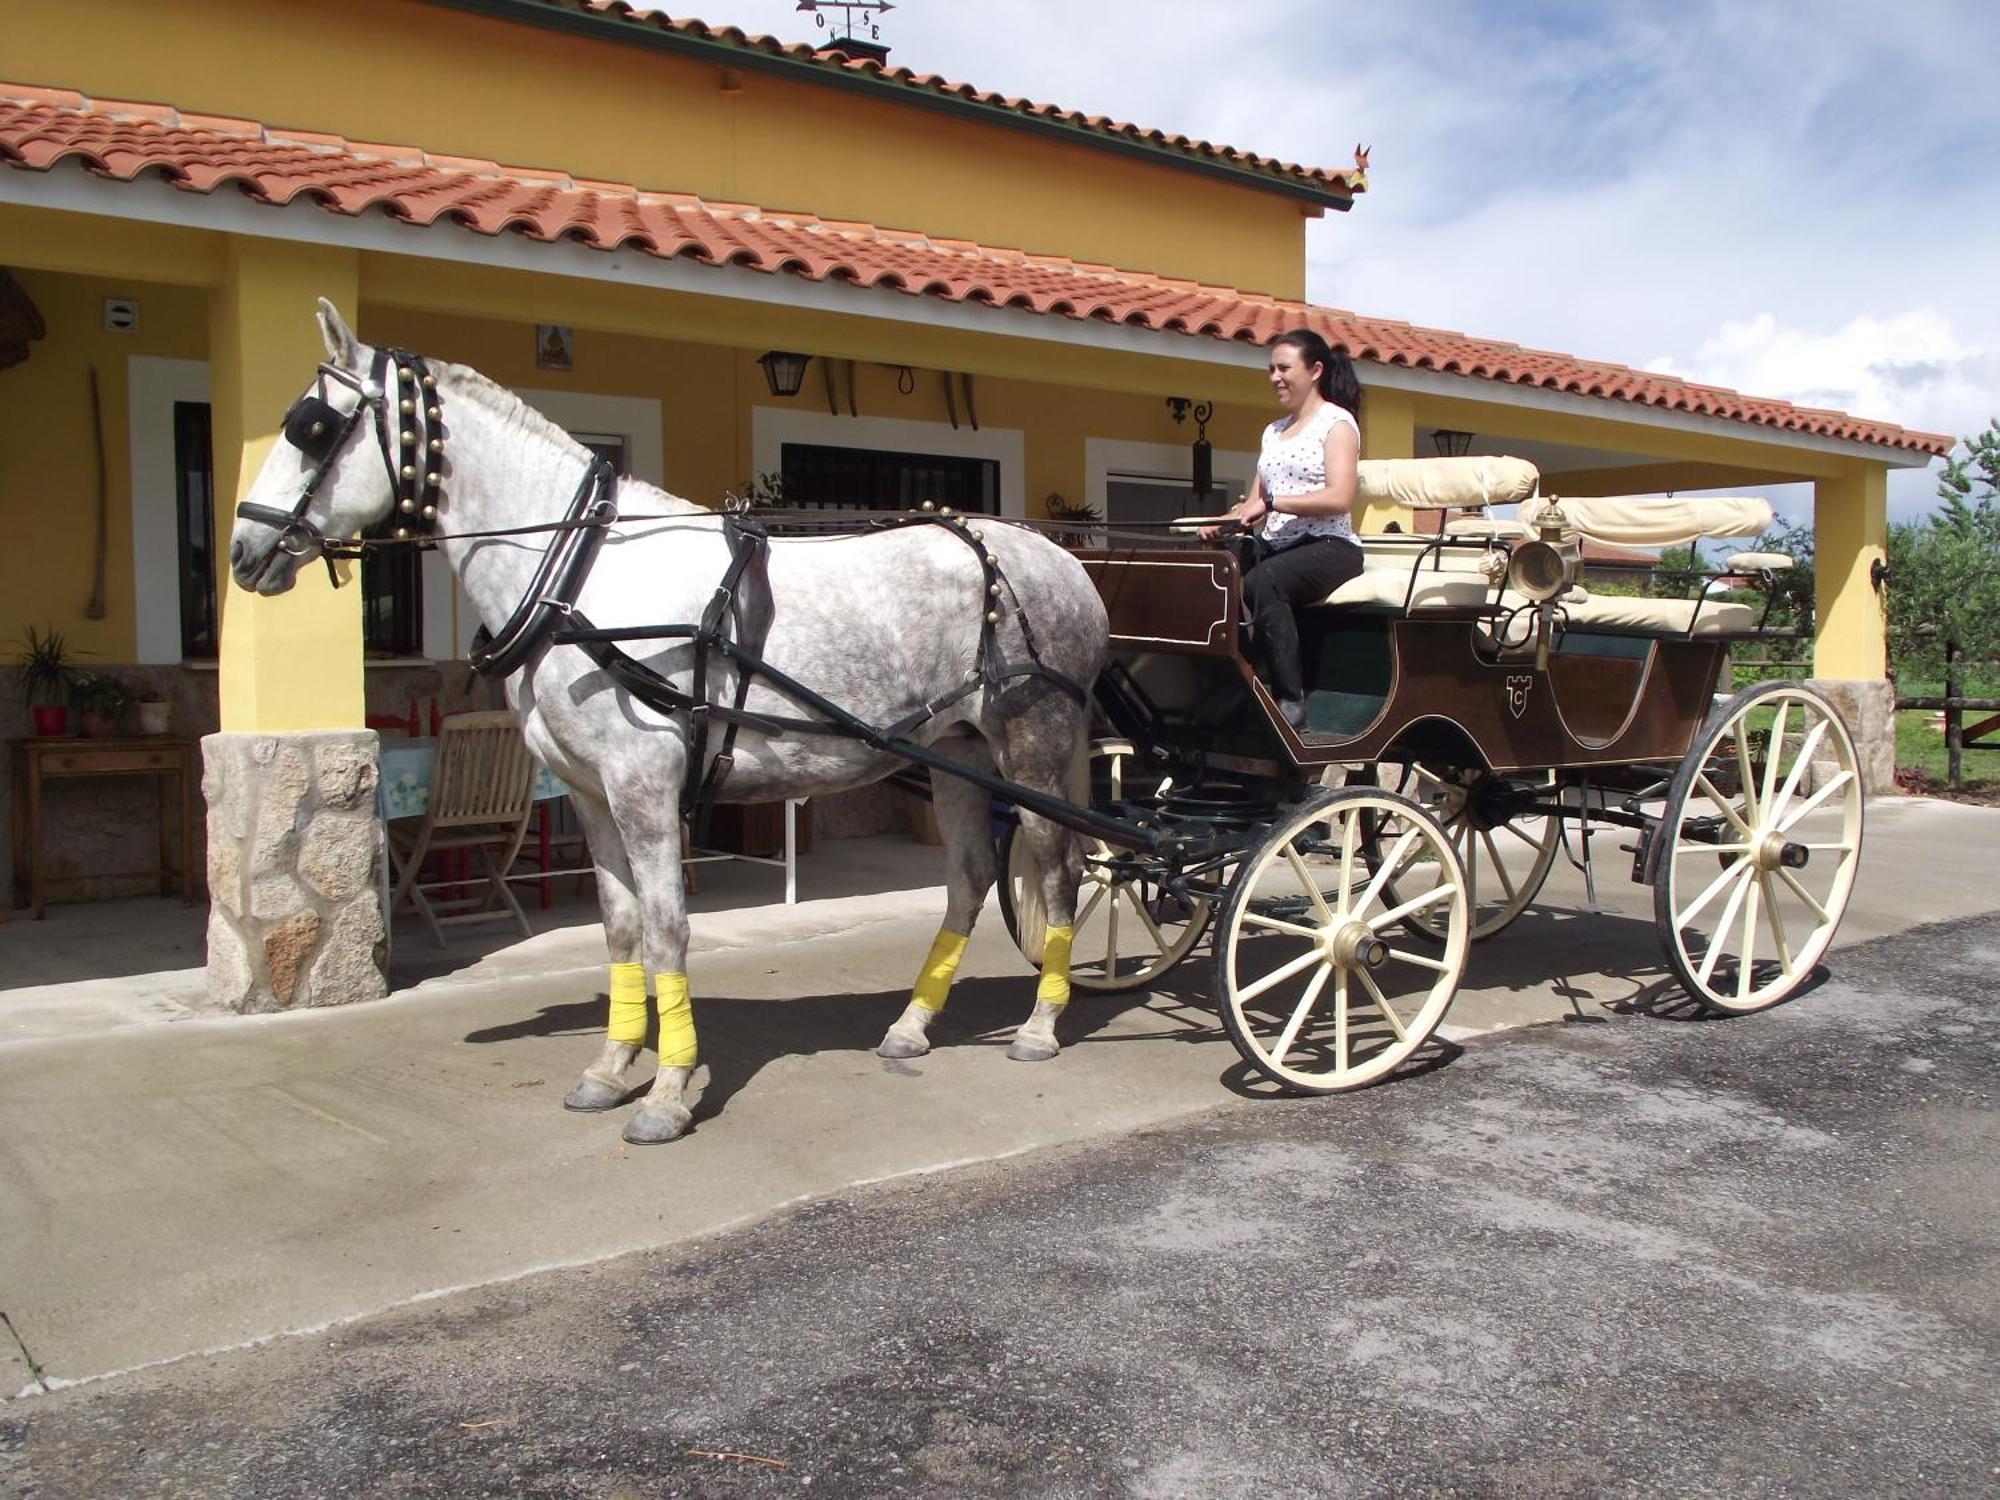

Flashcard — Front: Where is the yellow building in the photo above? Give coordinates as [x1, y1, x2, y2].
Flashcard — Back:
[0, 0, 1948, 1002]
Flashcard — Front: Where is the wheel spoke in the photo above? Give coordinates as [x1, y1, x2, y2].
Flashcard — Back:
[1758, 870, 1795, 974]
[1768, 717, 1830, 821]
[1104, 879, 1122, 980]
[1268, 961, 1331, 1065]
[1500, 820, 1548, 851]
[1777, 770, 1853, 834]
[1333, 969, 1350, 1076]
[1676, 855, 1752, 930]
[1760, 701, 1790, 812]
[1074, 881, 1108, 930]
[1697, 864, 1755, 987]
[1337, 809, 1358, 919]
[1371, 883, 1458, 931]
[1734, 736, 1761, 825]
[1120, 883, 1171, 955]
[1736, 875, 1761, 1002]
[1777, 866, 1832, 925]
[1357, 827, 1425, 914]
[1241, 909, 1323, 940]
[1675, 842, 1752, 857]
[1696, 774, 1755, 840]
[1284, 843, 1336, 923]
[1237, 945, 1327, 1004]
[1354, 966, 1409, 1042]
[1462, 824, 1479, 914]
[1383, 947, 1454, 973]
[1480, 830, 1518, 902]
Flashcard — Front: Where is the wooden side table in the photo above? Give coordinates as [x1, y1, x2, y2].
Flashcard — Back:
[8, 736, 198, 919]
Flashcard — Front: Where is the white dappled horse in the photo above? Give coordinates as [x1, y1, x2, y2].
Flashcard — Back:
[230, 302, 1106, 1144]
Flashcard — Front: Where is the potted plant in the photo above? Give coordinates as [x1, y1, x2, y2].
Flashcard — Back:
[13, 625, 77, 737]
[134, 692, 173, 736]
[72, 672, 133, 738]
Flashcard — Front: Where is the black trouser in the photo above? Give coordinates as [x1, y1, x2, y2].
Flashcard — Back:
[1239, 535, 1364, 701]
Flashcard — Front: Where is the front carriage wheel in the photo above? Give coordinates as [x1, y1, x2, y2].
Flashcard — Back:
[998, 739, 1212, 992]
[1217, 788, 1469, 1094]
[1653, 682, 1863, 1014]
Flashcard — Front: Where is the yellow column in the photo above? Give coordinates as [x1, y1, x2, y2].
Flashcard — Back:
[209, 238, 364, 731]
[1359, 386, 1416, 533]
[1812, 464, 1889, 681]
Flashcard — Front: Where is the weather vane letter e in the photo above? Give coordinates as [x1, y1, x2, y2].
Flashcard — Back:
[796, 0, 895, 47]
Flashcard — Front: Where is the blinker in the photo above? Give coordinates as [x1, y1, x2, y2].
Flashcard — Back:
[283, 394, 347, 461]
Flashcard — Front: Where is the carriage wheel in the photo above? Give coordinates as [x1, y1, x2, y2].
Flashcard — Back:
[1378, 765, 1562, 943]
[1654, 682, 1864, 1014]
[998, 740, 1212, 992]
[1216, 788, 1469, 1094]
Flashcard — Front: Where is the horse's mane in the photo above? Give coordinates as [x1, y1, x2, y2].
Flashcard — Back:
[429, 356, 705, 516]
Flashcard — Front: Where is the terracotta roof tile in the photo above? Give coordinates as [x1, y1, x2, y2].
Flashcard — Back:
[0, 82, 1951, 457]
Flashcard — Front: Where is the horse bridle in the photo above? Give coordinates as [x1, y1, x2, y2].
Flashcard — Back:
[236, 346, 447, 581]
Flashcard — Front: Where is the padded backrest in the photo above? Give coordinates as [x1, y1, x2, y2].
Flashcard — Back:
[1520, 494, 1773, 546]
[1358, 455, 1540, 510]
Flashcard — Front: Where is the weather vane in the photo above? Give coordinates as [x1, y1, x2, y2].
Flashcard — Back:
[796, 1, 894, 49]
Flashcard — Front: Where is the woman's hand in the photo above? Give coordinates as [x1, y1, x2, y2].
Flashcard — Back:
[1198, 493, 1268, 542]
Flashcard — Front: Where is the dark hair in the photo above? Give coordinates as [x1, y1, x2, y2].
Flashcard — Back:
[1273, 327, 1363, 427]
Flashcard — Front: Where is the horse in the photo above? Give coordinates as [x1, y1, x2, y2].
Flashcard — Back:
[229, 301, 1107, 1145]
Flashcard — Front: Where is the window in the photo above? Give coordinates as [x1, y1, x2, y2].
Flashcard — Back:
[780, 442, 999, 513]
[359, 520, 424, 657]
[173, 402, 217, 660]
[1105, 472, 1243, 542]
[573, 432, 631, 476]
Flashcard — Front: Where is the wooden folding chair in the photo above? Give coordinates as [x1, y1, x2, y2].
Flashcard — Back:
[387, 711, 537, 947]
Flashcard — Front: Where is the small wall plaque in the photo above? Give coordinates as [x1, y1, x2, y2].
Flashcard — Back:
[536, 324, 573, 371]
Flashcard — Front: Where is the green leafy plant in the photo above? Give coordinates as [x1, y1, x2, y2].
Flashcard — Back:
[725, 471, 786, 510]
[71, 672, 133, 717]
[12, 625, 77, 708]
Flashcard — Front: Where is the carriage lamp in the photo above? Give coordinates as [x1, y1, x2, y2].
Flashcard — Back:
[758, 350, 812, 398]
[1191, 400, 1215, 500]
[1432, 428, 1474, 458]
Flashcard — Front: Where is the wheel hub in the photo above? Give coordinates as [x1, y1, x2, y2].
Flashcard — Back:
[1753, 832, 1809, 872]
[1323, 918, 1389, 970]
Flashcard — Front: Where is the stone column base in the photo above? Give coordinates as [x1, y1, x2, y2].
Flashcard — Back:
[1805, 678, 1895, 796]
[202, 731, 386, 1012]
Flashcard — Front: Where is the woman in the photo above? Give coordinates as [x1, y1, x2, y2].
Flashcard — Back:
[1199, 328, 1365, 729]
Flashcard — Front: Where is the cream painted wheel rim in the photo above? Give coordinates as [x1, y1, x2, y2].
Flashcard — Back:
[1654, 683, 1864, 1014]
[1000, 740, 1212, 993]
[1217, 788, 1469, 1094]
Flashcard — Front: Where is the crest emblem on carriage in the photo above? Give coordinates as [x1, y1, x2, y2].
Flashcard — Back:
[1505, 674, 1533, 719]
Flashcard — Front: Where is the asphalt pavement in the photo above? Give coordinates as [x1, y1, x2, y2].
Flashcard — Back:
[6, 905, 1998, 1498]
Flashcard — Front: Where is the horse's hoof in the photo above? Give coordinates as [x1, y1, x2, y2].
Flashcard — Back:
[877, 1031, 931, 1060]
[563, 1074, 627, 1112]
[1007, 1038, 1060, 1063]
[622, 1105, 693, 1145]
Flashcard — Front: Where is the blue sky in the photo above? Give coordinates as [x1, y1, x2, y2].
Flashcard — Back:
[702, 1, 1999, 519]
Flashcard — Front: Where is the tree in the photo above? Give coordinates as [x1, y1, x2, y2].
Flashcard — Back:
[1885, 420, 2000, 683]
[1651, 543, 1705, 599]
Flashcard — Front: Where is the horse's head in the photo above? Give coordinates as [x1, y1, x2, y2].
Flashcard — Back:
[228, 299, 443, 595]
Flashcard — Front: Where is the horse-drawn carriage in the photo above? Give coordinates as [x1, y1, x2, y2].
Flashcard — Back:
[991, 457, 1861, 1094]
[231, 306, 1862, 1142]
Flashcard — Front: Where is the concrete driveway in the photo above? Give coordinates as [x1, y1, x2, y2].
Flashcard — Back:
[2, 796, 1997, 1396]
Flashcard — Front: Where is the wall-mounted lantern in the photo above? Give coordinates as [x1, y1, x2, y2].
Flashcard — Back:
[1432, 428, 1474, 458]
[758, 350, 812, 398]
[1168, 396, 1217, 499]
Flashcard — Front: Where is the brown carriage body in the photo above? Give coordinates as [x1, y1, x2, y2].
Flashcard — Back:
[1078, 547, 1728, 775]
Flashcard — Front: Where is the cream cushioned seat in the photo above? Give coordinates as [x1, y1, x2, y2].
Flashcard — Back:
[1321, 543, 1495, 609]
[1558, 593, 1759, 636]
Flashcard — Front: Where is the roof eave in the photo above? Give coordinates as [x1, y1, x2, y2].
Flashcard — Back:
[416, 0, 1356, 211]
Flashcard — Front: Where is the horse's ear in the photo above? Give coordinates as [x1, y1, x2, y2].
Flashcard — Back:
[316, 298, 359, 368]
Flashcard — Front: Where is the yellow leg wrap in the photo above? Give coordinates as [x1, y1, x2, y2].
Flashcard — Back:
[1036, 924, 1075, 1008]
[912, 929, 970, 1014]
[607, 961, 648, 1046]
[655, 971, 697, 1069]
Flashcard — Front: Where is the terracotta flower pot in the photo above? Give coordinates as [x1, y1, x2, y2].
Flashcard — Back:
[82, 709, 123, 738]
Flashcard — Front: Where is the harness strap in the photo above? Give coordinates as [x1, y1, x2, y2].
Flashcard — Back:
[467, 459, 618, 679]
[686, 516, 770, 833]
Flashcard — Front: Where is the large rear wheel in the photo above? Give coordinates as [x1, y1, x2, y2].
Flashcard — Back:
[1379, 764, 1561, 942]
[1653, 682, 1863, 1013]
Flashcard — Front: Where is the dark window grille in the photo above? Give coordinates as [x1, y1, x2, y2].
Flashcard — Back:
[359, 517, 424, 656]
[779, 443, 998, 514]
[173, 401, 217, 660]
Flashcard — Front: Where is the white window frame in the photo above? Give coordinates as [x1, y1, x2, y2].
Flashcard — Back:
[1085, 437, 1257, 522]
[128, 356, 212, 664]
[751, 406, 1025, 518]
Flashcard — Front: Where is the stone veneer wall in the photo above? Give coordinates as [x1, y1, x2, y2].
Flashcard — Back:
[1806, 677, 1896, 795]
[203, 730, 387, 1012]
